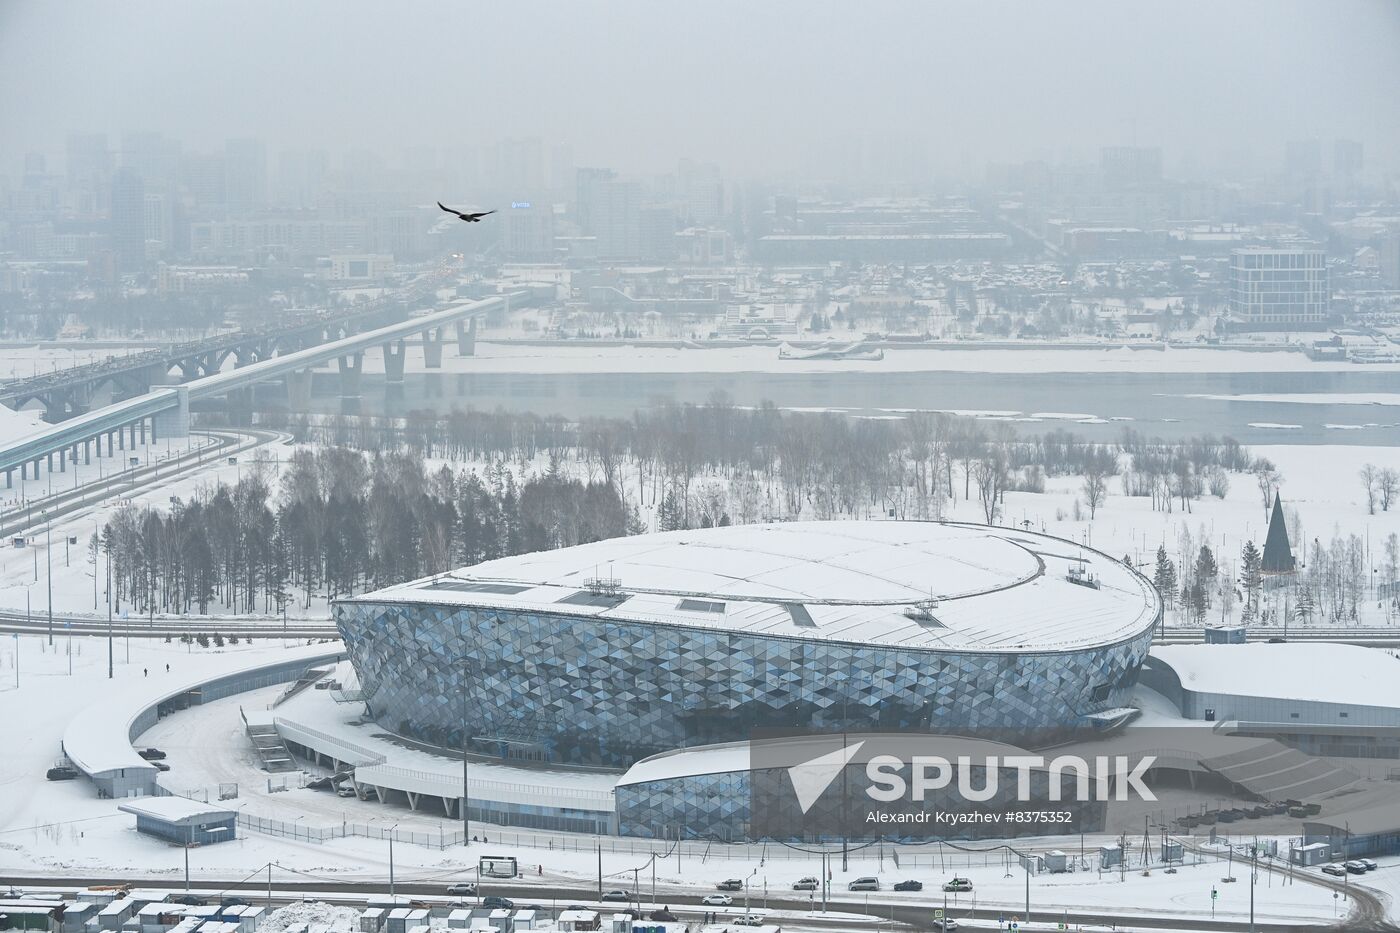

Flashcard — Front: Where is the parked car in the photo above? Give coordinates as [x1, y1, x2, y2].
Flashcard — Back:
[931, 920, 960, 931]
[716, 879, 744, 891]
[1322, 864, 1347, 877]
[893, 880, 923, 892]
[480, 896, 513, 910]
[942, 877, 974, 893]
[847, 877, 880, 891]
[219, 897, 249, 908]
[734, 916, 765, 927]
[138, 748, 167, 760]
[152, 761, 171, 772]
[445, 883, 477, 896]
[170, 895, 206, 906]
[702, 894, 733, 906]
[792, 876, 819, 891]
[335, 785, 357, 798]
[45, 766, 79, 781]
[601, 890, 632, 902]
[1361, 858, 1379, 871]
[648, 908, 678, 922]
[1345, 861, 1369, 875]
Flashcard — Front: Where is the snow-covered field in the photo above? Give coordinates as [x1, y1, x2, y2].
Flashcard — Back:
[0, 433, 1396, 630]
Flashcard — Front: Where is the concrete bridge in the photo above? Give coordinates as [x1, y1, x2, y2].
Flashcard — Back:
[0, 287, 539, 489]
[0, 277, 437, 422]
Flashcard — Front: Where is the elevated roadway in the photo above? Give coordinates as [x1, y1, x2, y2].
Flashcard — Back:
[0, 289, 533, 489]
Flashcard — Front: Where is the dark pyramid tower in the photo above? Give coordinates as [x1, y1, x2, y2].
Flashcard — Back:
[1262, 492, 1295, 573]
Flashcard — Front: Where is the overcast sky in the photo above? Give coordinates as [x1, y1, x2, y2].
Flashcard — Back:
[2, 0, 1398, 179]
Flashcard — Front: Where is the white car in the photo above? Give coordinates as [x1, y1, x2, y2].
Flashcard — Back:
[1321, 863, 1347, 877]
[701, 894, 733, 906]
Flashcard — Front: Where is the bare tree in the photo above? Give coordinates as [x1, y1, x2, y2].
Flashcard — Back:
[1253, 458, 1282, 517]
[1360, 463, 1379, 515]
[1082, 468, 1108, 519]
[1379, 468, 1398, 512]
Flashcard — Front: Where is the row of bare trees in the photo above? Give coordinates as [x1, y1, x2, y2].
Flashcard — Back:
[255, 398, 1262, 529]
[99, 448, 631, 616]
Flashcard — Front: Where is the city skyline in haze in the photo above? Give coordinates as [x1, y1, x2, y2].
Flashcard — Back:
[2, 0, 1399, 182]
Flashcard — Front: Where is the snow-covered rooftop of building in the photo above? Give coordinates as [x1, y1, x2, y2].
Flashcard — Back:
[1151, 643, 1400, 709]
[349, 521, 1159, 652]
[117, 796, 235, 824]
[61, 643, 343, 779]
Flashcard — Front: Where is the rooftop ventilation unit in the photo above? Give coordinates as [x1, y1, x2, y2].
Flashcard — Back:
[583, 576, 625, 597]
[902, 599, 945, 626]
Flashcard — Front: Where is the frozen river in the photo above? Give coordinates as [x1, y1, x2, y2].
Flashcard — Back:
[297, 367, 1400, 446]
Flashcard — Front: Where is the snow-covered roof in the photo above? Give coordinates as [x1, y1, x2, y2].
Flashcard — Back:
[1151, 644, 1400, 709]
[62, 644, 344, 779]
[348, 521, 1159, 653]
[117, 796, 235, 825]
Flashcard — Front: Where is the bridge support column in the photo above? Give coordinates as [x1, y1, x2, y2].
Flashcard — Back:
[455, 318, 476, 356]
[138, 420, 146, 445]
[84, 440, 92, 465]
[421, 328, 444, 368]
[383, 339, 407, 383]
[228, 387, 254, 428]
[4, 470, 9, 489]
[285, 369, 313, 410]
[337, 352, 364, 415]
[153, 386, 190, 439]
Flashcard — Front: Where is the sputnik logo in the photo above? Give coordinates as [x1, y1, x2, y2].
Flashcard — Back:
[787, 740, 864, 814]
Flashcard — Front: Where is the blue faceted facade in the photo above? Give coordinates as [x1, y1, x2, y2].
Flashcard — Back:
[334, 600, 1157, 770]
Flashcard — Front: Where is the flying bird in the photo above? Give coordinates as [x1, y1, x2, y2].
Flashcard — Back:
[438, 202, 496, 223]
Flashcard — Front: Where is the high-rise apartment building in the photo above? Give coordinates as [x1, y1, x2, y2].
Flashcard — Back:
[110, 168, 147, 272]
[594, 180, 641, 260]
[1228, 248, 1329, 328]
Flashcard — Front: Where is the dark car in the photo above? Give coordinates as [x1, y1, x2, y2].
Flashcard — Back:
[46, 766, 79, 781]
[480, 897, 513, 910]
[138, 748, 167, 761]
[717, 879, 744, 891]
[649, 908, 678, 922]
[219, 897, 249, 909]
[601, 890, 632, 902]
[170, 895, 206, 906]
[153, 761, 171, 772]
[893, 880, 923, 892]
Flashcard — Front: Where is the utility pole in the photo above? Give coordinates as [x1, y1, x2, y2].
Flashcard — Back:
[267, 863, 272, 910]
[107, 549, 113, 679]
[45, 514, 52, 646]
[389, 832, 395, 898]
[461, 660, 470, 845]
[597, 844, 603, 899]
[184, 845, 190, 892]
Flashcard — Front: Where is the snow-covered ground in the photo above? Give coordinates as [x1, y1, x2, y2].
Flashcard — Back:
[0, 433, 1395, 631]
[0, 635, 1363, 927]
[0, 344, 150, 383]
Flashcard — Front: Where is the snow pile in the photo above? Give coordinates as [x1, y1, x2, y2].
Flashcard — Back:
[0, 403, 46, 445]
[260, 902, 361, 933]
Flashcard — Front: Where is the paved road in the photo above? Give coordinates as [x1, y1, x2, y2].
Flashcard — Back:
[0, 427, 283, 540]
[2, 873, 1388, 932]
